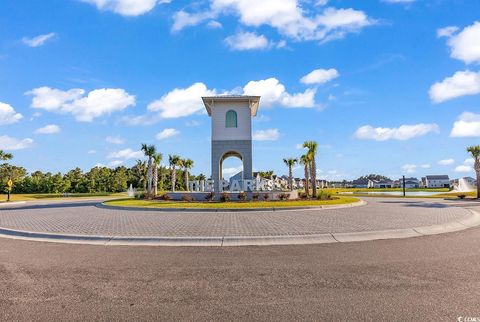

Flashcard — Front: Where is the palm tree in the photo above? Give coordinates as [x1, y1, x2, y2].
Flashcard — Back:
[467, 145, 480, 199]
[283, 158, 297, 191]
[182, 159, 194, 191]
[168, 154, 181, 192]
[0, 150, 13, 161]
[303, 141, 318, 197]
[133, 160, 148, 192]
[300, 154, 310, 197]
[141, 144, 156, 197]
[152, 153, 163, 196]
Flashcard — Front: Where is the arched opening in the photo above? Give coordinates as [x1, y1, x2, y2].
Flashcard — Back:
[225, 110, 238, 128]
[220, 151, 244, 191]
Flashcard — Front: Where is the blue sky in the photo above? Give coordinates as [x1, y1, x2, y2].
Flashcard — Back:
[0, 0, 479, 180]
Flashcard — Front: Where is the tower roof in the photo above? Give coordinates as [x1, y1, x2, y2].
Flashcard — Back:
[202, 95, 260, 116]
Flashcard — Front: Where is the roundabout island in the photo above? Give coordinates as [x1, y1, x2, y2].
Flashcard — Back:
[0, 197, 479, 247]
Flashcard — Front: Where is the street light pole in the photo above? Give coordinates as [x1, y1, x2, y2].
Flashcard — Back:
[403, 175, 406, 197]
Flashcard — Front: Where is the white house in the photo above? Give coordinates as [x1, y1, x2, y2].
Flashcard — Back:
[424, 175, 450, 188]
[399, 177, 420, 189]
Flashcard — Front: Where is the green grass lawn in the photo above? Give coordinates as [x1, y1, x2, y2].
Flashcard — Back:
[105, 196, 360, 209]
[0, 192, 127, 203]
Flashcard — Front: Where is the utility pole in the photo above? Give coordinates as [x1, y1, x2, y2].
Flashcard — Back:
[403, 175, 406, 197]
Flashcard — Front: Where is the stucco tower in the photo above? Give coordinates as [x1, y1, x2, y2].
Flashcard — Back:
[202, 96, 260, 192]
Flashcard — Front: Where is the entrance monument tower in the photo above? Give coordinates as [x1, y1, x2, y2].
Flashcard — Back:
[202, 96, 260, 192]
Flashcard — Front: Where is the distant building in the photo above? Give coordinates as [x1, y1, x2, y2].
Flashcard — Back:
[351, 179, 369, 188]
[399, 177, 420, 189]
[371, 180, 394, 189]
[424, 175, 450, 188]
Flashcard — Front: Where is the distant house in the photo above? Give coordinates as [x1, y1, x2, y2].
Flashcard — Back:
[399, 177, 420, 189]
[424, 175, 450, 188]
[351, 179, 369, 188]
[372, 180, 394, 189]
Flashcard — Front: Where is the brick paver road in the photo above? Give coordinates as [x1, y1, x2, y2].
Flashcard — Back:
[0, 198, 474, 237]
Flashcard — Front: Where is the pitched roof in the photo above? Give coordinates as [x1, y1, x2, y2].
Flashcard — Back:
[426, 175, 449, 180]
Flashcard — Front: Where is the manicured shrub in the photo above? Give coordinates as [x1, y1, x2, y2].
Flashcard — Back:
[458, 194, 466, 200]
[220, 192, 231, 202]
[278, 193, 289, 201]
[205, 192, 215, 201]
[237, 192, 247, 201]
[134, 191, 146, 200]
[181, 194, 193, 202]
[161, 193, 172, 201]
[252, 193, 259, 201]
[317, 190, 332, 200]
[299, 192, 308, 200]
[263, 193, 269, 201]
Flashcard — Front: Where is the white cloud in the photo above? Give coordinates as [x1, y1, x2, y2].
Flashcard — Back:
[253, 129, 280, 141]
[444, 21, 480, 64]
[174, 1, 374, 43]
[146, 77, 317, 120]
[402, 164, 417, 174]
[27, 87, 135, 122]
[81, 0, 168, 16]
[438, 159, 455, 166]
[225, 31, 270, 51]
[402, 165, 417, 173]
[109, 160, 124, 167]
[107, 148, 143, 160]
[222, 166, 243, 179]
[0, 135, 33, 150]
[148, 82, 215, 119]
[454, 158, 474, 173]
[156, 128, 180, 140]
[106, 136, 124, 144]
[437, 26, 459, 38]
[21, 33, 56, 47]
[243, 78, 316, 108]
[300, 68, 339, 85]
[34, 124, 60, 134]
[354, 123, 440, 141]
[455, 165, 472, 173]
[0, 102, 23, 125]
[88, 150, 97, 154]
[420, 164, 431, 169]
[429, 70, 480, 103]
[207, 20, 222, 28]
[186, 120, 201, 127]
[450, 112, 480, 137]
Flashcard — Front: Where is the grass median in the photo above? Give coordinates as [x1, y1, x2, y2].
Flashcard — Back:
[104, 196, 360, 209]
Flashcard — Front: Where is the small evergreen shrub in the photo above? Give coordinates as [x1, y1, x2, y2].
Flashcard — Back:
[252, 193, 259, 201]
[181, 194, 193, 202]
[458, 194, 466, 200]
[220, 192, 231, 202]
[278, 193, 289, 201]
[205, 192, 215, 201]
[237, 192, 247, 201]
[263, 194, 269, 201]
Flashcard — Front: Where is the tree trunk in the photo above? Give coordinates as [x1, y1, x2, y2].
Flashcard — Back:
[184, 169, 189, 191]
[171, 166, 176, 192]
[289, 166, 293, 191]
[147, 159, 153, 197]
[304, 164, 309, 197]
[153, 166, 158, 196]
[310, 158, 317, 197]
[476, 159, 480, 199]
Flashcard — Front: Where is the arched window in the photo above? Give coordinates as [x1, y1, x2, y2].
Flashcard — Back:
[225, 110, 238, 128]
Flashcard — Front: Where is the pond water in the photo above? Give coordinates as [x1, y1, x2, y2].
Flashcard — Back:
[340, 191, 445, 197]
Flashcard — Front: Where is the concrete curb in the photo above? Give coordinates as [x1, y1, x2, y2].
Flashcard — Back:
[0, 209, 478, 247]
[0, 201, 27, 207]
[96, 199, 367, 213]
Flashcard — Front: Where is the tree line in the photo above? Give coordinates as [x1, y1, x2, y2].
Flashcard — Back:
[0, 148, 203, 194]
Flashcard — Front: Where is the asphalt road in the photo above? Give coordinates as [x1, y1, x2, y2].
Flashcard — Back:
[1, 225, 479, 321]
